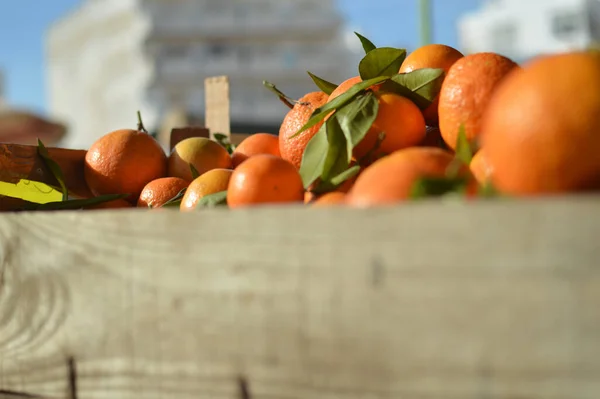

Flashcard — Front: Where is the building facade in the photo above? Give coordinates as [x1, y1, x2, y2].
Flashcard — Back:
[46, 0, 362, 149]
[458, 0, 600, 63]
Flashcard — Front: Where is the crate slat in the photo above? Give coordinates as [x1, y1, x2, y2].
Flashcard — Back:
[1, 197, 599, 398]
[0, 143, 91, 199]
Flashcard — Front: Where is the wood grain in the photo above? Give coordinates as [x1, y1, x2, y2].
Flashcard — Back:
[204, 76, 231, 141]
[1, 196, 599, 398]
[0, 144, 92, 204]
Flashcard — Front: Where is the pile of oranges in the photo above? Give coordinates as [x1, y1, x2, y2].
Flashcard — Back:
[81, 34, 600, 211]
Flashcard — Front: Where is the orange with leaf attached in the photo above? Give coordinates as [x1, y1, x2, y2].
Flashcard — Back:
[279, 91, 329, 169]
[137, 177, 189, 208]
[346, 147, 475, 207]
[399, 44, 464, 127]
[180, 168, 233, 211]
[326, 76, 426, 163]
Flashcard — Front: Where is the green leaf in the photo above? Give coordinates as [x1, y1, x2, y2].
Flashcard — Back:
[161, 187, 187, 208]
[478, 180, 501, 198]
[337, 91, 379, 150]
[380, 68, 445, 110]
[213, 133, 236, 154]
[320, 117, 351, 182]
[30, 194, 130, 211]
[454, 124, 473, 165]
[195, 190, 228, 209]
[330, 164, 361, 186]
[307, 71, 338, 95]
[299, 122, 329, 188]
[358, 47, 407, 81]
[37, 139, 68, 201]
[190, 163, 201, 180]
[409, 176, 470, 200]
[311, 164, 362, 195]
[292, 75, 389, 138]
[354, 32, 377, 54]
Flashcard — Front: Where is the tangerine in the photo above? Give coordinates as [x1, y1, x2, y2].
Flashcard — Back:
[481, 51, 600, 194]
[84, 128, 167, 202]
[168, 137, 232, 182]
[438, 52, 518, 151]
[227, 154, 304, 208]
[231, 133, 280, 168]
[346, 147, 472, 207]
[279, 91, 329, 169]
[137, 177, 189, 208]
[399, 44, 464, 126]
[180, 168, 233, 211]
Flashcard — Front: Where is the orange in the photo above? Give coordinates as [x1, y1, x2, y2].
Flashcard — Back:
[311, 191, 346, 207]
[279, 91, 329, 169]
[399, 44, 464, 126]
[84, 129, 167, 202]
[227, 154, 304, 208]
[328, 75, 363, 101]
[481, 51, 600, 195]
[168, 137, 232, 182]
[137, 177, 189, 208]
[469, 150, 493, 185]
[353, 93, 426, 161]
[346, 147, 472, 207]
[231, 133, 281, 168]
[180, 168, 233, 211]
[438, 52, 519, 151]
[324, 77, 426, 162]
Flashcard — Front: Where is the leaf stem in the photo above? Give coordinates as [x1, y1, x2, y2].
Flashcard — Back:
[263, 81, 309, 109]
[137, 110, 148, 133]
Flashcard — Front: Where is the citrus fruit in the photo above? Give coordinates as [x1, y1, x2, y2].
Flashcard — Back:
[469, 150, 493, 185]
[346, 147, 472, 207]
[311, 191, 347, 207]
[180, 168, 233, 211]
[481, 51, 600, 195]
[84, 128, 167, 202]
[353, 92, 426, 161]
[438, 52, 519, 151]
[324, 76, 426, 162]
[279, 91, 329, 169]
[328, 75, 363, 101]
[231, 133, 281, 168]
[399, 44, 464, 126]
[227, 154, 304, 208]
[137, 177, 189, 208]
[168, 137, 232, 182]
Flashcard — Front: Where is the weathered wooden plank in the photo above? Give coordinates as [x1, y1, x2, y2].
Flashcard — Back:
[204, 76, 230, 140]
[0, 196, 599, 398]
[0, 143, 91, 200]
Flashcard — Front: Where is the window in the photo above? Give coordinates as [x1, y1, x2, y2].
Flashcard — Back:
[161, 45, 189, 59]
[552, 11, 580, 39]
[207, 44, 228, 57]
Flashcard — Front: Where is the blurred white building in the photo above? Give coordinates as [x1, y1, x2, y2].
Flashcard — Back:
[46, 0, 362, 149]
[458, 0, 600, 63]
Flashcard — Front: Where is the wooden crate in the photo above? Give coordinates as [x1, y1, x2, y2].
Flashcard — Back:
[1, 77, 599, 399]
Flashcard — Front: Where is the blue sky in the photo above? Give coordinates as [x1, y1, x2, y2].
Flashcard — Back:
[0, 0, 482, 116]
